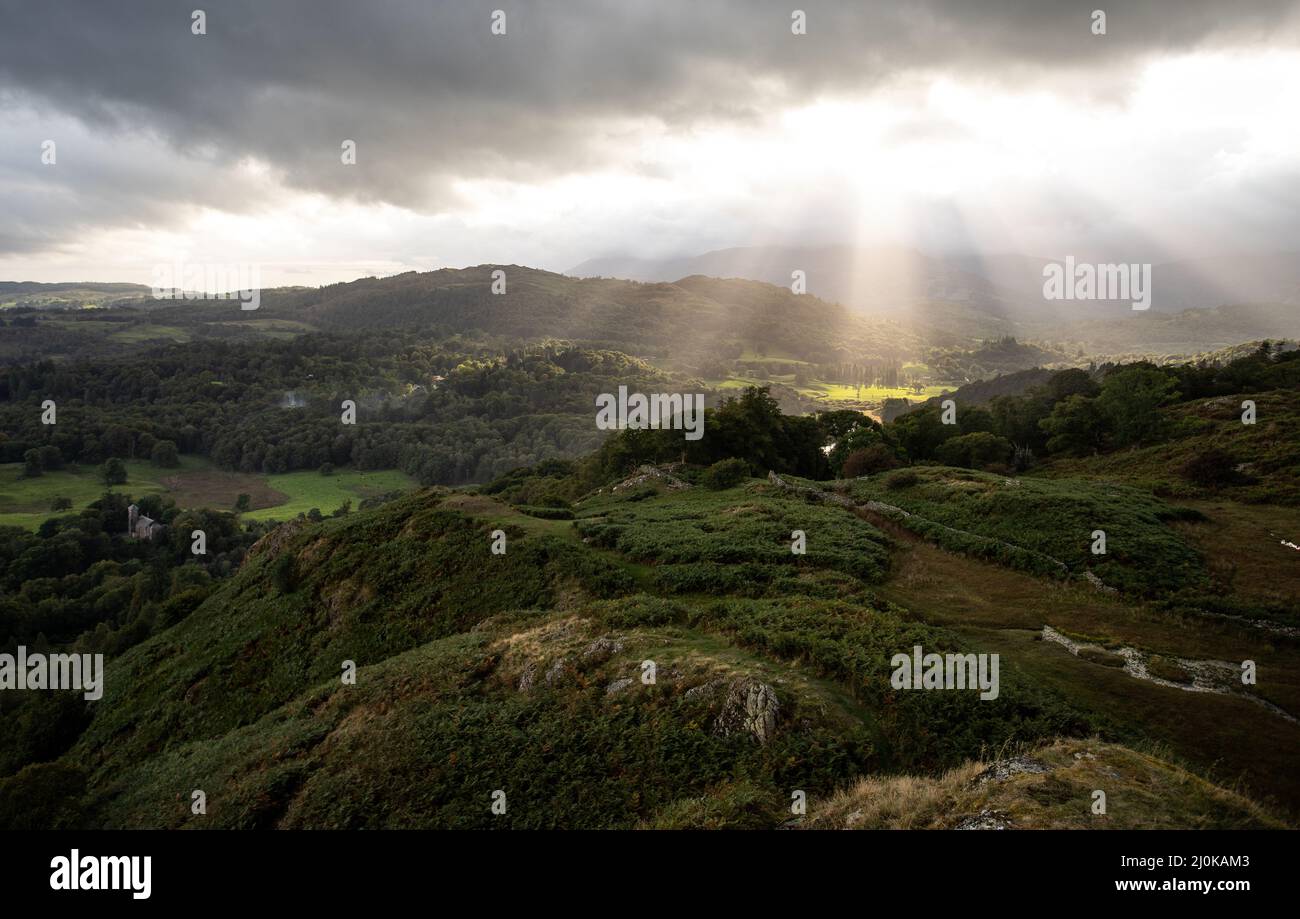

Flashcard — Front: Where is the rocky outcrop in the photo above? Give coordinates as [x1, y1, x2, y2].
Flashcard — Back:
[501, 621, 634, 693]
[684, 678, 724, 700]
[582, 637, 624, 663]
[954, 809, 1012, 830]
[246, 518, 308, 561]
[974, 756, 1049, 785]
[612, 465, 692, 493]
[605, 677, 634, 696]
[543, 657, 571, 687]
[713, 678, 781, 745]
[1041, 625, 1298, 724]
[1082, 570, 1118, 595]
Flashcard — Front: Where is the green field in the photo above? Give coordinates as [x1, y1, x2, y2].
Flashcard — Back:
[704, 377, 754, 391]
[212, 318, 318, 340]
[108, 323, 192, 343]
[243, 469, 417, 522]
[738, 348, 810, 363]
[0, 458, 416, 529]
[0, 459, 174, 528]
[705, 373, 945, 406]
[795, 381, 947, 403]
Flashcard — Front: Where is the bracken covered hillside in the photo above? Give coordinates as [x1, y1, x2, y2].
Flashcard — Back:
[2, 467, 1291, 829]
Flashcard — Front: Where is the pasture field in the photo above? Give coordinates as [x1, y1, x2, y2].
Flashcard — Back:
[242, 469, 417, 521]
[0, 458, 416, 529]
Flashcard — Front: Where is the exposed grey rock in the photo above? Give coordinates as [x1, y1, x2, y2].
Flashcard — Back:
[543, 657, 570, 686]
[613, 464, 692, 493]
[1082, 570, 1118, 594]
[974, 756, 1050, 785]
[685, 679, 723, 700]
[583, 636, 624, 663]
[713, 678, 781, 745]
[954, 809, 1012, 830]
[767, 471, 854, 508]
[1042, 626, 1299, 724]
[517, 663, 538, 692]
[606, 677, 634, 696]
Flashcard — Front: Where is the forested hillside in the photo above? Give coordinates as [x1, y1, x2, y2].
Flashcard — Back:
[0, 336, 679, 487]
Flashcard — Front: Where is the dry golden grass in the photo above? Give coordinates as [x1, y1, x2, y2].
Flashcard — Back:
[807, 738, 1285, 830]
[813, 762, 986, 829]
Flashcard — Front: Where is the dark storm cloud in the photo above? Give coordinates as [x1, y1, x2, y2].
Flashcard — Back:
[0, 0, 1297, 254]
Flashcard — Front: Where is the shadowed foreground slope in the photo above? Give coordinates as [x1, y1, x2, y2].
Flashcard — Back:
[1, 476, 1286, 829]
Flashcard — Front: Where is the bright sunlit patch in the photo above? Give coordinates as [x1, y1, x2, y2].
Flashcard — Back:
[449, 47, 1300, 265]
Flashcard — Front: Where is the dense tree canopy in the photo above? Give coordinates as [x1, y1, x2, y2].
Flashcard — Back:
[0, 334, 682, 486]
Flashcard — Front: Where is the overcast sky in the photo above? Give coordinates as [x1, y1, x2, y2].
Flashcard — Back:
[1, 0, 1298, 288]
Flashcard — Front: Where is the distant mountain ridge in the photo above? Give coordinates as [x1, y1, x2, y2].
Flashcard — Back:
[247, 265, 927, 366]
[569, 246, 1300, 322]
[0, 281, 152, 311]
[4, 260, 1297, 367]
[0, 281, 151, 295]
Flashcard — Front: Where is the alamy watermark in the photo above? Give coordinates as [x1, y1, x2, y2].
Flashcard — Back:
[890, 645, 1000, 700]
[595, 385, 705, 440]
[151, 259, 261, 310]
[1043, 256, 1151, 311]
[0, 646, 103, 700]
[50, 850, 150, 899]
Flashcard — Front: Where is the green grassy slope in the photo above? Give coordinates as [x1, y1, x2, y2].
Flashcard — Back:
[574, 484, 891, 592]
[1044, 389, 1300, 505]
[242, 469, 416, 522]
[9, 482, 1101, 829]
[839, 467, 1208, 596]
[6, 474, 1288, 829]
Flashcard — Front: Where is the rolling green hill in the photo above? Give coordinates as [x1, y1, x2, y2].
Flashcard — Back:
[837, 466, 1209, 596]
[0, 282, 151, 310]
[4, 468, 1295, 829]
[1043, 389, 1300, 505]
[1, 482, 1084, 829]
